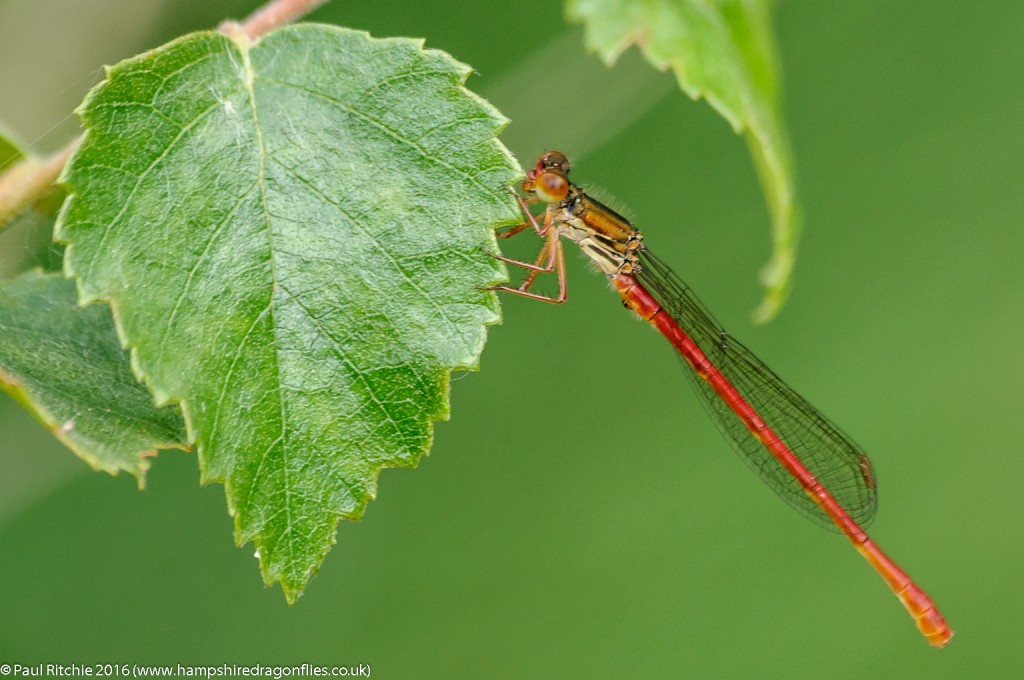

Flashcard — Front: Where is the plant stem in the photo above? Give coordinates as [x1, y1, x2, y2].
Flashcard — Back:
[237, 0, 330, 39]
[0, 0, 330, 229]
[0, 138, 79, 230]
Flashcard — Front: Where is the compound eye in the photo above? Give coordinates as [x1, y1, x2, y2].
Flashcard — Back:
[540, 151, 570, 174]
[534, 171, 569, 203]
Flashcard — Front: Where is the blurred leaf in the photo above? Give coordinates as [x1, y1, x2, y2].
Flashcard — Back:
[0, 207, 66, 279]
[0, 271, 187, 481]
[0, 126, 29, 233]
[0, 125, 24, 168]
[567, 0, 801, 321]
[56, 25, 519, 601]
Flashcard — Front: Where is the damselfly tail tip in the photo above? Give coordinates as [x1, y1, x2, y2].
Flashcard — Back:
[922, 618, 954, 648]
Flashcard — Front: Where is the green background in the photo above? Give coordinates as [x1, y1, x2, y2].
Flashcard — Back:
[1, 0, 1021, 677]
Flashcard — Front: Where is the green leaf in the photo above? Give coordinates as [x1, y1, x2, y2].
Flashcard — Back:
[56, 25, 519, 601]
[0, 271, 187, 480]
[0, 206, 66, 279]
[0, 126, 29, 233]
[0, 125, 24, 168]
[567, 0, 801, 321]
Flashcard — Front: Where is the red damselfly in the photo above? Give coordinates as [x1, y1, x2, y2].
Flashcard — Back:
[487, 151, 952, 647]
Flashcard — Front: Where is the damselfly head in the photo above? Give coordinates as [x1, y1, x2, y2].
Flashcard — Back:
[522, 150, 571, 204]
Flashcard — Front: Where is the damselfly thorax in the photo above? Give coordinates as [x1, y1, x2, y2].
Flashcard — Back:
[552, 187, 643, 277]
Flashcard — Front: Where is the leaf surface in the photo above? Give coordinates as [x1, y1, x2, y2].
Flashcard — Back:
[567, 0, 800, 321]
[57, 25, 519, 600]
[0, 271, 186, 480]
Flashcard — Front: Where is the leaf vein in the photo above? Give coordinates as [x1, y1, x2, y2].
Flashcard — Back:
[81, 93, 245, 284]
[277, 282, 410, 446]
[253, 74, 506, 204]
[241, 39, 296, 561]
[154, 181, 260, 369]
[269, 157, 473, 353]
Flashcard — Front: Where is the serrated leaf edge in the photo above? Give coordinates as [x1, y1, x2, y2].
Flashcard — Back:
[55, 24, 520, 602]
[0, 272, 189, 485]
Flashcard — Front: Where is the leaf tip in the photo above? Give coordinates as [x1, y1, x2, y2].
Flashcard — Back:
[751, 251, 795, 324]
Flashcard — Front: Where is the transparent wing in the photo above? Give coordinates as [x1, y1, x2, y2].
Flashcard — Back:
[636, 250, 877, 531]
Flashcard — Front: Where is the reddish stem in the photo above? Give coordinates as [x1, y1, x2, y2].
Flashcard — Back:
[226, 0, 330, 39]
[0, 0, 331, 225]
